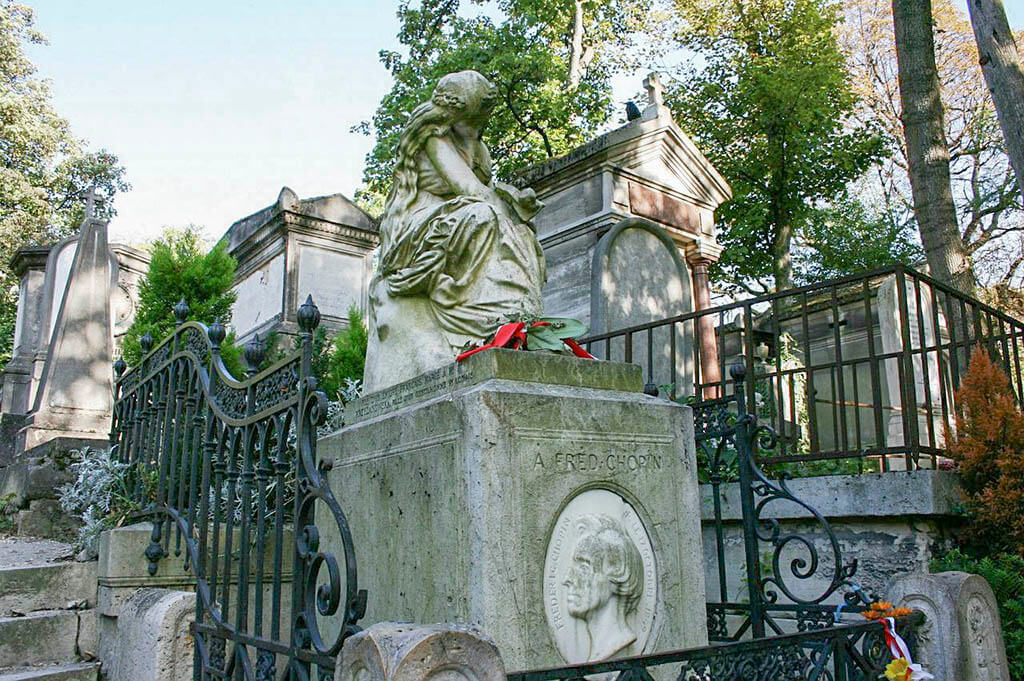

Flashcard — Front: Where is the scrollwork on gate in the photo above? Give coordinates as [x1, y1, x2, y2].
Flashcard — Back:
[111, 294, 366, 681]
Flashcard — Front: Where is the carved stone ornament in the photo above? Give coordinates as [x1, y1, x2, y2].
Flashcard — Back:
[543, 489, 658, 664]
[363, 70, 547, 393]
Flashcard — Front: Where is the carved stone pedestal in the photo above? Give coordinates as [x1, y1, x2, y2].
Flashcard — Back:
[319, 350, 707, 671]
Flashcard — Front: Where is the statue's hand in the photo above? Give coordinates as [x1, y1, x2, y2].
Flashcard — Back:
[495, 182, 543, 222]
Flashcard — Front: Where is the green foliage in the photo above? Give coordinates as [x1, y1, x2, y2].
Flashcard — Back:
[121, 227, 238, 369]
[0, 2, 129, 365]
[58, 446, 156, 557]
[320, 306, 368, 399]
[794, 198, 923, 284]
[931, 549, 1024, 679]
[356, 0, 637, 194]
[0, 492, 16, 534]
[666, 0, 887, 293]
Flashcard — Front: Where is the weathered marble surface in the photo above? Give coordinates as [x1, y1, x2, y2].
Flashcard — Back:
[320, 350, 707, 671]
[888, 571, 1010, 681]
[337, 623, 505, 681]
[364, 71, 547, 393]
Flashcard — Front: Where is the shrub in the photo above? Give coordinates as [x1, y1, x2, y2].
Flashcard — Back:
[932, 549, 1024, 679]
[322, 305, 367, 398]
[58, 447, 156, 557]
[946, 350, 1024, 557]
[0, 492, 16, 534]
[121, 227, 240, 372]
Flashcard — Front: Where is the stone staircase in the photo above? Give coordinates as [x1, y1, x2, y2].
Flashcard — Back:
[0, 540, 99, 681]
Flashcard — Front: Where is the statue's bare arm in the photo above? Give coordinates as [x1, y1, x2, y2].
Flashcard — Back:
[425, 136, 493, 198]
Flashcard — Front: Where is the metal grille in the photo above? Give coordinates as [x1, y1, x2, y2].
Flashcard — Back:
[582, 264, 1024, 471]
[110, 296, 365, 681]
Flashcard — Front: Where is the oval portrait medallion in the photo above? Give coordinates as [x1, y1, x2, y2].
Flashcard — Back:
[543, 488, 658, 664]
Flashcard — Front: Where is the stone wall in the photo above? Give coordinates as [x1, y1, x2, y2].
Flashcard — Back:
[700, 470, 962, 608]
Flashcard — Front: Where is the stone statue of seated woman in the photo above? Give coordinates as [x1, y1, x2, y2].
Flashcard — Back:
[363, 70, 546, 393]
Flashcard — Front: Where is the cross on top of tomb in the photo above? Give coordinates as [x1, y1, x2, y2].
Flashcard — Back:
[643, 71, 664, 109]
[83, 186, 103, 221]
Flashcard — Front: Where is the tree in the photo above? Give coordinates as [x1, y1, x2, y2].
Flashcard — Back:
[355, 0, 659, 195]
[967, 0, 1024, 200]
[121, 228, 238, 370]
[0, 2, 129, 364]
[891, 0, 977, 293]
[841, 0, 1022, 287]
[667, 0, 887, 294]
[793, 198, 923, 283]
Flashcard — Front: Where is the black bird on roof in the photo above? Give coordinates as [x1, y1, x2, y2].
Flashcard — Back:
[625, 101, 642, 121]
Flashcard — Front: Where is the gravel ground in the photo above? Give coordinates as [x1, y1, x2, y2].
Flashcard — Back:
[0, 537, 77, 568]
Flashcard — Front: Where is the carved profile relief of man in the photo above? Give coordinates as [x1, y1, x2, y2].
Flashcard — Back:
[562, 514, 644, 662]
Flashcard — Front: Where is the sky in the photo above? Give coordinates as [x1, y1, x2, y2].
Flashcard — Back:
[26, 0, 1024, 246]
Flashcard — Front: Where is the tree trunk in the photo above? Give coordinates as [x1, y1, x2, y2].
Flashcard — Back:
[968, 0, 1024, 199]
[773, 210, 794, 291]
[568, 0, 585, 89]
[891, 0, 976, 293]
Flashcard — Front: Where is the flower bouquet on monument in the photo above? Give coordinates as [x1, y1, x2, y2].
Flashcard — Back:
[456, 315, 596, 361]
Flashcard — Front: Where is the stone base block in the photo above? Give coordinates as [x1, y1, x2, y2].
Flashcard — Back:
[337, 623, 505, 681]
[16, 499, 79, 540]
[107, 589, 195, 681]
[320, 350, 707, 672]
[887, 571, 1010, 681]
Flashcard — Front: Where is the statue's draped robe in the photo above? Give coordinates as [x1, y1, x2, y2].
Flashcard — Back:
[365, 146, 545, 391]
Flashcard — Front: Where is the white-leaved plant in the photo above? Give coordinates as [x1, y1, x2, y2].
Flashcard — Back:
[59, 446, 147, 559]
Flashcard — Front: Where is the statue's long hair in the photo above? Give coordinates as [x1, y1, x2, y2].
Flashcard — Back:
[379, 71, 498, 252]
[379, 100, 455, 247]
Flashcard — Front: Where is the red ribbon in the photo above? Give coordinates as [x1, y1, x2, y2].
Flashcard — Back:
[456, 321, 596, 362]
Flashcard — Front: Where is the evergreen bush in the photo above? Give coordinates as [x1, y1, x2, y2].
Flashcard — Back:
[121, 227, 242, 373]
[946, 350, 1024, 557]
[932, 549, 1024, 679]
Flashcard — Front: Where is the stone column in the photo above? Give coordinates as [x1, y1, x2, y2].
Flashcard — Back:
[337, 623, 505, 681]
[1, 246, 51, 416]
[687, 254, 721, 399]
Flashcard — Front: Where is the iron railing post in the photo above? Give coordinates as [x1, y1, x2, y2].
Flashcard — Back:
[732, 364, 767, 638]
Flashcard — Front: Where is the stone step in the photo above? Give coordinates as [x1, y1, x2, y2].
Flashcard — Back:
[0, 562, 96, 616]
[0, 611, 79, 668]
[0, 663, 98, 681]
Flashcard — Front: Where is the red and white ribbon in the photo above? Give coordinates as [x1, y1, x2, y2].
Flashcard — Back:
[882, 617, 933, 680]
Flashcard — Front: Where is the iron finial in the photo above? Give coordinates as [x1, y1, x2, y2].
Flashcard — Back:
[173, 298, 189, 324]
[297, 294, 321, 333]
[729, 363, 746, 381]
[113, 357, 127, 377]
[244, 333, 266, 375]
[208, 319, 226, 348]
[140, 332, 153, 354]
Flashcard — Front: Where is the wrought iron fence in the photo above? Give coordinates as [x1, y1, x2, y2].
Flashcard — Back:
[581, 264, 1024, 472]
[694, 366, 869, 642]
[507, 612, 923, 681]
[109, 295, 365, 681]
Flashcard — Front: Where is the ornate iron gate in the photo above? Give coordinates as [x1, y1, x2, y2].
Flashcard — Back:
[110, 296, 365, 681]
[698, 364, 866, 642]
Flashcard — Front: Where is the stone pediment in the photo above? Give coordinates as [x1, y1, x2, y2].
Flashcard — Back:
[222, 186, 377, 255]
[519, 105, 732, 211]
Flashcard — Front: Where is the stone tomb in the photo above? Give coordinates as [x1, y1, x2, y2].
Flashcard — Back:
[319, 350, 707, 671]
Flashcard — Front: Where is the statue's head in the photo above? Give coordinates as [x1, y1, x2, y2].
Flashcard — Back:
[382, 70, 499, 228]
[431, 70, 498, 125]
[563, 514, 644, 621]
